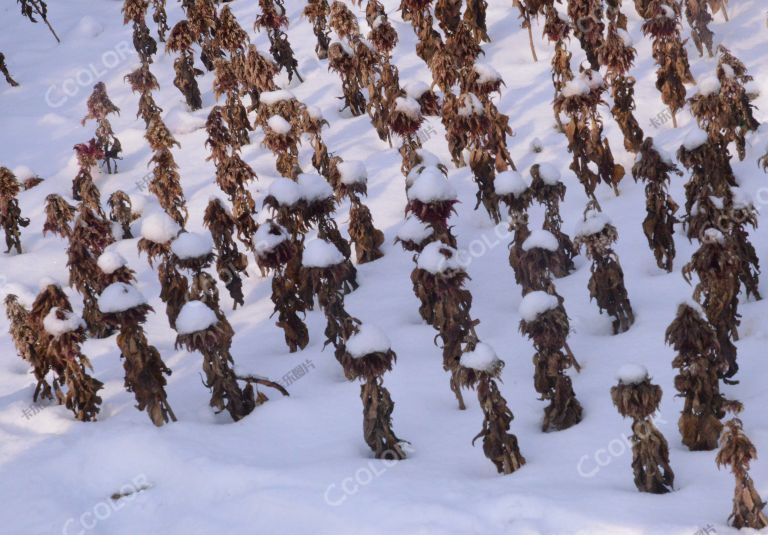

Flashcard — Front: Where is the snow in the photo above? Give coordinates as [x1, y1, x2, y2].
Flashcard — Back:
[731, 187, 753, 209]
[345, 324, 391, 358]
[175, 300, 219, 335]
[259, 89, 295, 105]
[267, 115, 292, 135]
[73, 16, 104, 38]
[404, 81, 429, 99]
[253, 222, 289, 255]
[518, 291, 560, 322]
[575, 212, 611, 237]
[659, 4, 675, 18]
[522, 229, 559, 252]
[129, 193, 149, 215]
[703, 228, 725, 244]
[393, 96, 422, 120]
[457, 93, 484, 116]
[584, 70, 603, 90]
[298, 173, 333, 201]
[12, 165, 34, 181]
[37, 277, 58, 290]
[682, 126, 709, 150]
[171, 232, 213, 260]
[696, 77, 721, 96]
[97, 251, 127, 274]
[43, 308, 84, 336]
[302, 239, 344, 268]
[336, 160, 367, 185]
[416, 241, 464, 274]
[536, 162, 562, 185]
[681, 298, 706, 319]
[305, 105, 323, 120]
[459, 342, 500, 372]
[334, 39, 354, 56]
[267, 178, 302, 206]
[415, 149, 442, 168]
[494, 170, 528, 197]
[616, 364, 649, 385]
[528, 137, 543, 153]
[3, 2, 768, 533]
[562, 78, 590, 97]
[396, 216, 432, 243]
[473, 63, 501, 84]
[140, 211, 181, 244]
[617, 29, 633, 46]
[97, 283, 147, 314]
[407, 167, 457, 203]
[656, 144, 674, 165]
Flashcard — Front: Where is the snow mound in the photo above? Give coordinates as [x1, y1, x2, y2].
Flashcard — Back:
[397, 216, 432, 243]
[98, 283, 146, 313]
[408, 168, 457, 203]
[519, 291, 559, 322]
[337, 161, 367, 185]
[306, 105, 323, 120]
[680, 298, 706, 318]
[659, 4, 675, 18]
[268, 178, 302, 206]
[128, 193, 149, 215]
[253, 222, 289, 255]
[536, 163, 562, 185]
[302, 239, 344, 268]
[575, 212, 611, 237]
[415, 149, 442, 168]
[584, 70, 604, 90]
[474, 63, 501, 83]
[562, 79, 590, 97]
[176, 301, 219, 335]
[394, 96, 422, 120]
[682, 127, 708, 150]
[616, 364, 648, 385]
[417, 241, 463, 274]
[171, 232, 213, 260]
[522, 230, 559, 252]
[298, 173, 333, 201]
[164, 109, 206, 135]
[140, 211, 181, 244]
[703, 228, 725, 244]
[38, 277, 58, 290]
[267, 115, 292, 134]
[696, 77, 721, 96]
[460, 342, 500, 372]
[43, 308, 84, 336]
[346, 324, 391, 358]
[404, 81, 430, 99]
[495, 170, 527, 197]
[458, 93, 484, 116]
[12, 165, 34, 181]
[97, 251, 127, 274]
[260, 89, 295, 105]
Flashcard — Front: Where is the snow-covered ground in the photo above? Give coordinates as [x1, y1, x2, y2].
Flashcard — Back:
[1, 1, 768, 534]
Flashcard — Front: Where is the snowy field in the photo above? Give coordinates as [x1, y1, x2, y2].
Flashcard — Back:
[1, 1, 768, 534]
